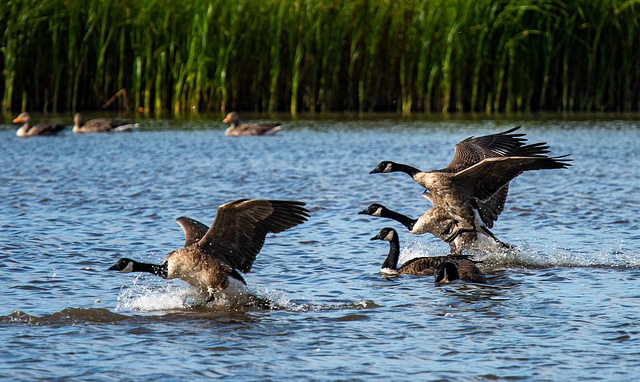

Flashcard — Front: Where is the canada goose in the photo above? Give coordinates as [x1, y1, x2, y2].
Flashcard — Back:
[12, 112, 65, 137]
[372, 127, 558, 229]
[73, 113, 138, 133]
[370, 128, 571, 241]
[108, 199, 309, 301]
[359, 203, 507, 254]
[370, 227, 474, 276]
[223, 112, 282, 136]
[435, 259, 487, 284]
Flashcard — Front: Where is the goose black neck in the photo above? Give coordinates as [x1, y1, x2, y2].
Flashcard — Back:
[395, 163, 421, 177]
[381, 208, 416, 231]
[381, 235, 401, 271]
[436, 262, 459, 283]
[133, 261, 168, 278]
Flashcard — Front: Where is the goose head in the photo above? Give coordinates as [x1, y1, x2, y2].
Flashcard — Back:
[73, 113, 84, 127]
[370, 227, 397, 242]
[223, 112, 240, 125]
[435, 262, 459, 283]
[369, 161, 397, 174]
[108, 258, 136, 272]
[12, 112, 31, 125]
[358, 203, 386, 217]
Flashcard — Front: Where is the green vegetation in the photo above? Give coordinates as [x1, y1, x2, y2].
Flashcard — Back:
[1, 0, 639, 115]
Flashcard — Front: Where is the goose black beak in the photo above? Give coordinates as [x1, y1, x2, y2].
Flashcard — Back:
[357, 209, 367, 214]
[369, 168, 381, 174]
[107, 264, 119, 271]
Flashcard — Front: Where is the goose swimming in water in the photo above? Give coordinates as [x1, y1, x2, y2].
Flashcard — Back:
[73, 113, 138, 133]
[108, 199, 309, 301]
[12, 112, 65, 137]
[223, 112, 282, 136]
[435, 259, 487, 284]
[370, 127, 571, 242]
[370, 227, 477, 276]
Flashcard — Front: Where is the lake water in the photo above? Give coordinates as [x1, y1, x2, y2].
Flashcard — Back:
[1, 115, 639, 380]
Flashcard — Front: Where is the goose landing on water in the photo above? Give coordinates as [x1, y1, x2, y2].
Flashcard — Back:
[73, 113, 138, 133]
[108, 199, 309, 302]
[12, 113, 65, 137]
[359, 203, 511, 254]
[370, 127, 571, 243]
[369, 227, 480, 279]
[223, 112, 282, 136]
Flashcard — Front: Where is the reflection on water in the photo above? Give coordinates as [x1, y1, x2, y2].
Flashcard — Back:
[1, 118, 639, 379]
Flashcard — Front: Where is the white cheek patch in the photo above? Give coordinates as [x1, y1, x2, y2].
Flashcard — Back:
[385, 163, 393, 172]
[380, 268, 398, 276]
[383, 231, 395, 241]
[122, 262, 134, 272]
[372, 207, 383, 217]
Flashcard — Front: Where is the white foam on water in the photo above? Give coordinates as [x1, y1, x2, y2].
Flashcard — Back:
[399, 237, 639, 269]
[115, 275, 198, 311]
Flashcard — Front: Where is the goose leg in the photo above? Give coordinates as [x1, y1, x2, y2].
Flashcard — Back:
[479, 226, 513, 249]
[205, 287, 216, 303]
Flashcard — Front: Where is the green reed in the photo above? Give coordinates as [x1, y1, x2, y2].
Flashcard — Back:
[1, 0, 639, 114]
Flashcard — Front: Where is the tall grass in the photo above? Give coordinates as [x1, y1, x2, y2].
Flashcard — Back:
[1, 0, 639, 114]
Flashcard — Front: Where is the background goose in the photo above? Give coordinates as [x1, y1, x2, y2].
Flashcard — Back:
[108, 199, 309, 302]
[370, 227, 473, 276]
[359, 203, 508, 254]
[12, 112, 65, 137]
[435, 259, 487, 284]
[223, 112, 282, 136]
[73, 112, 138, 133]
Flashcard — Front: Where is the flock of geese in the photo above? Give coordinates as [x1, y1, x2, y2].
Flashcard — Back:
[11, 112, 280, 137]
[361, 127, 571, 283]
[9, 112, 570, 301]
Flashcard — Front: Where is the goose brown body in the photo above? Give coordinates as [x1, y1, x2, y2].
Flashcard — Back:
[223, 112, 282, 136]
[359, 203, 489, 254]
[370, 227, 477, 277]
[13, 112, 65, 137]
[73, 113, 137, 133]
[108, 199, 309, 300]
[435, 258, 487, 284]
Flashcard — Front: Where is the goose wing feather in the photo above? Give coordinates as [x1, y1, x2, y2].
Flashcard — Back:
[454, 156, 572, 202]
[444, 127, 526, 172]
[176, 217, 210, 247]
[198, 199, 309, 273]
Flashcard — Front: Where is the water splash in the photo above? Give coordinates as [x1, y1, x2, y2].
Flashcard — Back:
[399, 237, 640, 269]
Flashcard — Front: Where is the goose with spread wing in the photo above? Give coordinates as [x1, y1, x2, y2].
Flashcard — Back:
[370, 127, 571, 242]
[108, 199, 309, 301]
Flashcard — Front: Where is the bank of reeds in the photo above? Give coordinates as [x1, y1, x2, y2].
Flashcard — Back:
[1, 0, 639, 114]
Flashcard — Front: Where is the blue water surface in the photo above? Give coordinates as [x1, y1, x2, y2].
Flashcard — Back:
[1, 115, 639, 380]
